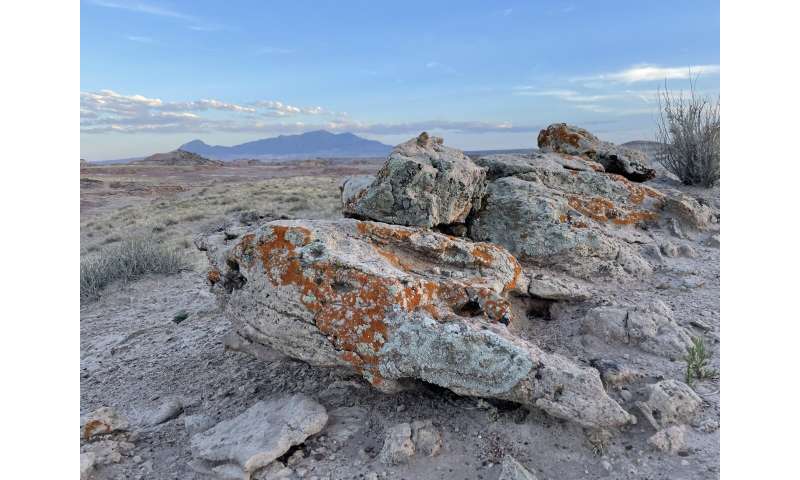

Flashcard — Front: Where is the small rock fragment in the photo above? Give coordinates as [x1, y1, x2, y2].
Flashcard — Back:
[648, 425, 687, 454]
[190, 395, 327, 477]
[411, 420, 442, 457]
[499, 454, 539, 480]
[82, 407, 130, 440]
[678, 244, 697, 258]
[146, 397, 183, 426]
[706, 234, 720, 248]
[644, 380, 702, 426]
[379, 423, 415, 465]
[660, 242, 679, 258]
[528, 273, 590, 301]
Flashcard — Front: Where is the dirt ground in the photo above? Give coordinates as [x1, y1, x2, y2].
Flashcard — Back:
[80, 160, 720, 480]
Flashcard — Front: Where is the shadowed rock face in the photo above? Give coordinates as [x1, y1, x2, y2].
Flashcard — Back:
[199, 219, 633, 429]
[343, 133, 486, 228]
[538, 123, 656, 182]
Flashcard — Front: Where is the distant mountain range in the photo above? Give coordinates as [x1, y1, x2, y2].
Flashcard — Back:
[179, 130, 393, 160]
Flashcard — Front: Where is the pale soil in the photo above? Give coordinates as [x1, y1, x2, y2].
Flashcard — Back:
[80, 161, 719, 480]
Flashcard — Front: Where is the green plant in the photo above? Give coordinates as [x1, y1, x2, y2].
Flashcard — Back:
[684, 336, 718, 385]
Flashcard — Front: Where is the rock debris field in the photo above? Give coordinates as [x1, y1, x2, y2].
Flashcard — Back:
[81, 124, 720, 479]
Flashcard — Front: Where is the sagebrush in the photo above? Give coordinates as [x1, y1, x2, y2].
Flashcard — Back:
[80, 236, 187, 298]
[685, 336, 718, 385]
[656, 78, 720, 187]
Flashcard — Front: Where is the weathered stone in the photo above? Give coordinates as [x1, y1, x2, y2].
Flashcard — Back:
[190, 395, 328, 477]
[325, 406, 368, 444]
[184, 414, 216, 437]
[644, 380, 702, 426]
[146, 397, 183, 426]
[475, 151, 604, 180]
[499, 455, 539, 480]
[80, 452, 97, 480]
[648, 425, 688, 454]
[660, 191, 717, 231]
[589, 359, 640, 386]
[677, 244, 697, 258]
[82, 407, 130, 440]
[468, 163, 661, 279]
[342, 133, 486, 228]
[410, 420, 442, 457]
[340, 175, 375, 209]
[379, 423, 415, 465]
[538, 123, 655, 182]
[706, 233, 720, 248]
[200, 219, 633, 429]
[660, 241, 679, 258]
[527, 272, 590, 301]
[581, 300, 693, 358]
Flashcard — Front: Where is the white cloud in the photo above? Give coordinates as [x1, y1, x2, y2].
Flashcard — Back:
[578, 64, 720, 84]
[126, 35, 154, 43]
[89, 0, 224, 31]
[81, 90, 340, 133]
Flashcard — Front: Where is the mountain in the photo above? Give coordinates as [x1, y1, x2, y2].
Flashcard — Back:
[132, 149, 224, 166]
[179, 130, 393, 160]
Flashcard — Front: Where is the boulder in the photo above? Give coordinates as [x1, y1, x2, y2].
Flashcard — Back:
[468, 162, 662, 279]
[145, 397, 183, 426]
[660, 190, 717, 231]
[190, 395, 327, 479]
[342, 133, 486, 228]
[538, 123, 656, 182]
[474, 151, 604, 181]
[581, 301, 693, 358]
[527, 272, 590, 301]
[199, 218, 633, 429]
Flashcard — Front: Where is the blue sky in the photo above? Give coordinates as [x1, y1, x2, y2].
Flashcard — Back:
[80, 0, 720, 160]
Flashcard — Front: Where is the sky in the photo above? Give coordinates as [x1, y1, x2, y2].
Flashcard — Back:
[80, 0, 720, 160]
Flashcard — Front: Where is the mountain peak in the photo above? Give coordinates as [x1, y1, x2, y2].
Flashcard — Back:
[179, 131, 392, 160]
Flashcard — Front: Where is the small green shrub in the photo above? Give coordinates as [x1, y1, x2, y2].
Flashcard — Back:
[80, 236, 187, 299]
[684, 336, 718, 385]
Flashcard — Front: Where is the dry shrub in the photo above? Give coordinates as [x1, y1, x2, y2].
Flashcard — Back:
[80, 236, 187, 299]
[656, 78, 720, 187]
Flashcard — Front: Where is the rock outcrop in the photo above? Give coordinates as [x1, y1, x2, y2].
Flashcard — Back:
[538, 123, 656, 182]
[199, 218, 633, 429]
[200, 127, 712, 431]
[342, 132, 486, 228]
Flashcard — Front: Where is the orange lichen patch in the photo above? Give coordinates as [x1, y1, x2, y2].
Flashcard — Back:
[207, 269, 221, 285]
[568, 196, 658, 225]
[608, 173, 664, 204]
[357, 221, 415, 242]
[82, 420, 109, 440]
[239, 223, 520, 385]
[559, 214, 569, 223]
[503, 260, 523, 293]
[471, 244, 496, 266]
[538, 124, 583, 149]
[373, 246, 408, 270]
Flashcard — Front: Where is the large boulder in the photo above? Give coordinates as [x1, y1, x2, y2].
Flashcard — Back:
[198, 218, 634, 429]
[469, 157, 663, 278]
[342, 133, 486, 228]
[538, 123, 656, 182]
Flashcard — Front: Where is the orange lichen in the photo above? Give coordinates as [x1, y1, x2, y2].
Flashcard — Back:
[568, 196, 658, 225]
[82, 420, 109, 440]
[237, 223, 519, 386]
[538, 124, 583, 149]
[207, 269, 221, 285]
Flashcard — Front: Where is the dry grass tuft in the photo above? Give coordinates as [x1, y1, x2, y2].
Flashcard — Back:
[80, 236, 188, 299]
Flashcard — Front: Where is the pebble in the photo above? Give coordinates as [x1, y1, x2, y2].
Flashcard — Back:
[601, 459, 612, 471]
